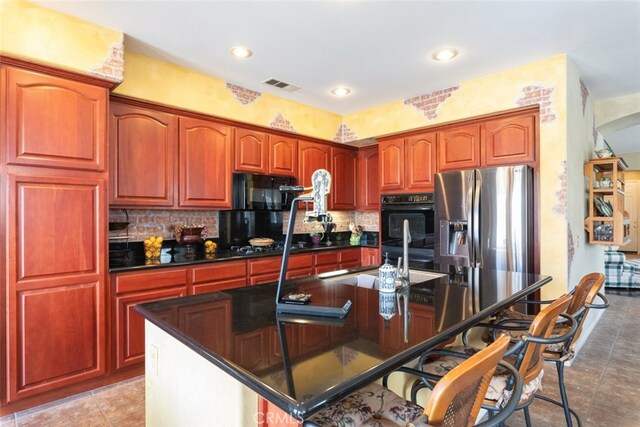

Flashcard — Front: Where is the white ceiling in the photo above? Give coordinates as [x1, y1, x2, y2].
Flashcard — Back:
[37, 0, 640, 148]
[606, 125, 640, 154]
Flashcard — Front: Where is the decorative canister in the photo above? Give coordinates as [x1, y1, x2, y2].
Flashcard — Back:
[378, 253, 397, 293]
[378, 291, 396, 320]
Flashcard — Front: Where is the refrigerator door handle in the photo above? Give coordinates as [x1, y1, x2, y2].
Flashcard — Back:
[473, 173, 482, 268]
[467, 173, 474, 264]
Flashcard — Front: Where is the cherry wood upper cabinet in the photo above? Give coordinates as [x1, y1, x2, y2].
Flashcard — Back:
[357, 146, 379, 210]
[482, 113, 536, 167]
[298, 141, 331, 189]
[6, 174, 106, 402]
[379, 138, 405, 192]
[234, 128, 268, 173]
[109, 102, 177, 207]
[269, 135, 298, 177]
[405, 132, 437, 192]
[179, 117, 232, 208]
[437, 124, 481, 172]
[330, 146, 357, 210]
[4, 66, 107, 171]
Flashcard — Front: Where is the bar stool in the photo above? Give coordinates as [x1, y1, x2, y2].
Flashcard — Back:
[490, 272, 608, 426]
[416, 293, 576, 427]
[304, 335, 521, 427]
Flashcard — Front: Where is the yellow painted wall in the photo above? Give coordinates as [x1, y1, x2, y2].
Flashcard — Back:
[113, 52, 343, 141]
[0, 0, 123, 78]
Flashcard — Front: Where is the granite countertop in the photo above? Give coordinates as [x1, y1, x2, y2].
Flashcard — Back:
[109, 240, 379, 273]
[135, 265, 551, 420]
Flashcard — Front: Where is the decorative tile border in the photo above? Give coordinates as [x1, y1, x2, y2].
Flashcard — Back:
[269, 113, 297, 133]
[404, 86, 460, 120]
[89, 37, 124, 83]
[333, 123, 358, 144]
[516, 84, 556, 124]
[580, 79, 590, 116]
[226, 83, 261, 105]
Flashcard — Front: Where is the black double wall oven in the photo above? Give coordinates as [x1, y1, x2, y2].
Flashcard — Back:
[380, 193, 435, 265]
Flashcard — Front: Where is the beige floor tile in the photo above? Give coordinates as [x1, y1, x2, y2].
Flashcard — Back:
[92, 377, 145, 420]
[16, 394, 108, 427]
[108, 408, 145, 427]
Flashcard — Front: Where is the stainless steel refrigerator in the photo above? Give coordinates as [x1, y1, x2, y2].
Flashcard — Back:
[434, 165, 534, 273]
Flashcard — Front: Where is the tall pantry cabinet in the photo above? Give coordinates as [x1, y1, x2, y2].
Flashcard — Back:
[1, 60, 111, 407]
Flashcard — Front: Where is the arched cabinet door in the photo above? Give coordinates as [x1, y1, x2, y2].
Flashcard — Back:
[379, 138, 405, 192]
[5, 67, 107, 171]
[110, 102, 177, 206]
[437, 124, 481, 172]
[483, 114, 536, 166]
[406, 132, 437, 191]
[179, 117, 232, 208]
[234, 128, 268, 173]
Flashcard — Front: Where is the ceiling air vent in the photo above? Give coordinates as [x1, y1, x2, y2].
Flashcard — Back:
[261, 77, 301, 93]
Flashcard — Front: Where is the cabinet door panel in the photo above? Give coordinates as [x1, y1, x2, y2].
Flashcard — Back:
[406, 132, 437, 192]
[330, 146, 357, 210]
[9, 282, 104, 401]
[379, 138, 405, 192]
[5, 67, 107, 171]
[234, 128, 267, 173]
[234, 330, 269, 371]
[179, 117, 232, 208]
[110, 103, 177, 206]
[10, 175, 102, 284]
[437, 125, 481, 172]
[408, 304, 436, 346]
[298, 141, 331, 188]
[115, 286, 187, 370]
[269, 135, 298, 176]
[357, 146, 379, 210]
[483, 114, 535, 166]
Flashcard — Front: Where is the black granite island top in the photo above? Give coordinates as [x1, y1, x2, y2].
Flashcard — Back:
[135, 266, 551, 420]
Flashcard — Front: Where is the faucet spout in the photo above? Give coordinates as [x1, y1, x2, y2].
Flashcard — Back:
[397, 219, 411, 288]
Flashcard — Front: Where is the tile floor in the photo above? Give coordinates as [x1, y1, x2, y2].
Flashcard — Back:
[0, 292, 637, 427]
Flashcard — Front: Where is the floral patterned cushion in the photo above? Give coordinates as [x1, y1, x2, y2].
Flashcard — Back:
[307, 382, 428, 427]
[421, 346, 544, 406]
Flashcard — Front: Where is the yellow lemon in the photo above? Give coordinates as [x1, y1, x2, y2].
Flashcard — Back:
[149, 236, 156, 242]
[156, 236, 164, 244]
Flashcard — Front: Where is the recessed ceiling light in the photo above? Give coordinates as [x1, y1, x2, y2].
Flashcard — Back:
[432, 48, 459, 62]
[229, 46, 253, 59]
[331, 86, 351, 97]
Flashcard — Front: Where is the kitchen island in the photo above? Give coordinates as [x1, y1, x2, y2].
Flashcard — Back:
[135, 265, 551, 425]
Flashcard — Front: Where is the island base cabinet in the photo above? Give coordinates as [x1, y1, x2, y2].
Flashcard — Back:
[258, 397, 302, 427]
[144, 322, 277, 427]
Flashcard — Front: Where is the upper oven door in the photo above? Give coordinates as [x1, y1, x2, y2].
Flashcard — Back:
[380, 206, 435, 248]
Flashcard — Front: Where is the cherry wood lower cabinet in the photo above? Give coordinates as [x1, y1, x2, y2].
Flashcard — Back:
[258, 397, 302, 427]
[112, 268, 188, 371]
[313, 249, 362, 274]
[379, 303, 436, 355]
[190, 260, 247, 294]
[248, 254, 313, 285]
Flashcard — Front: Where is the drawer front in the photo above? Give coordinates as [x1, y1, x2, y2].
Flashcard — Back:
[288, 253, 313, 270]
[192, 278, 246, 295]
[115, 268, 187, 294]
[191, 260, 247, 284]
[339, 248, 361, 263]
[314, 251, 340, 266]
[248, 257, 281, 275]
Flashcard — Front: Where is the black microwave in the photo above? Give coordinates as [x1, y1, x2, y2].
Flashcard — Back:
[232, 173, 296, 211]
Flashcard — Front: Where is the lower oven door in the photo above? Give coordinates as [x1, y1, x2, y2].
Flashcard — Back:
[381, 207, 435, 263]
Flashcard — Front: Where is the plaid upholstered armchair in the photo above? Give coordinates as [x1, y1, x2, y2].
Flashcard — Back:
[604, 247, 640, 289]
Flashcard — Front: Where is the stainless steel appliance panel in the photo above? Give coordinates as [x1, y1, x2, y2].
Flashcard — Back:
[435, 170, 474, 266]
[476, 165, 532, 272]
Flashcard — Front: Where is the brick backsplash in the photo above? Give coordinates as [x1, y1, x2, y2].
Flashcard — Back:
[109, 209, 219, 241]
[110, 209, 379, 241]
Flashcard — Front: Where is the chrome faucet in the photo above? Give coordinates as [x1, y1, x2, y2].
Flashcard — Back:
[397, 219, 411, 289]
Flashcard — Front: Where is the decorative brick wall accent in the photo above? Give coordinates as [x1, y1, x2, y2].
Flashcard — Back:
[355, 211, 379, 232]
[516, 84, 556, 124]
[333, 123, 358, 144]
[404, 86, 460, 120]
[567, 228, 575, 276]
[552, 161, 567, 218]
[89, 38, 124, 83]
[226, 83, 261, 105]
[269, 113, 297, 133]
[283, 210, 356, 235]
[580, 79, 590, 115]
[109, 209, 218, 241]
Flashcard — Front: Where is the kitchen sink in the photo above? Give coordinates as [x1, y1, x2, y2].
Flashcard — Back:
[320, 269, 445, 289]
